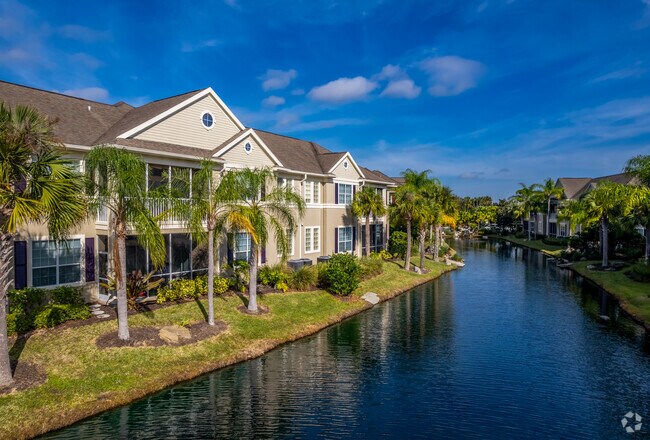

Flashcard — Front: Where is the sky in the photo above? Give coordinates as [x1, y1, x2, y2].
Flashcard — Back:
[1, 0, 650, 199]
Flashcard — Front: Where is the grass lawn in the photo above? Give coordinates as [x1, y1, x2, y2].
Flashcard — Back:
[0, 258, 455, 439]
[491, 235, 650, 329]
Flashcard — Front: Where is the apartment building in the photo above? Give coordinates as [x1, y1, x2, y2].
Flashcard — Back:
[0, 81, 395, 302]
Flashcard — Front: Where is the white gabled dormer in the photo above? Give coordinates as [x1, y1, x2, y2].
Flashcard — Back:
[329, 153, 365, 180]
[119, 88, 245, 150]
[213, 128, 283, 168]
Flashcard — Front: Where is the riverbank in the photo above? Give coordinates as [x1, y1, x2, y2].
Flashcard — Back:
[0, 258, 456, 439]
[492, 235, 650, 330]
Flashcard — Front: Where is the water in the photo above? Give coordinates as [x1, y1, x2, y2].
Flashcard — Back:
[43, 240, 650, 439]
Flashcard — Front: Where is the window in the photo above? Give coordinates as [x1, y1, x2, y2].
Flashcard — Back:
[559, 224, 567, 237]
[304, 181, 320, 204]
[202, 111, 214, 129]
[277, 177, 293, 190]
[305, 227, 320, 253]
[337, 226, 353, 253]
[234, 233, 252, 261]
[281, 228, 294, 256]
[244, 142, 253, 154]
[338, 183, 353, 205]
[32, 239, 82, 287]
[343, 160, 349, 169]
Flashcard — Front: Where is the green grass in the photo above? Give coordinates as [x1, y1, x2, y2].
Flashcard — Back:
[0, 259, 456, 439]
[492, 235, 650, 328]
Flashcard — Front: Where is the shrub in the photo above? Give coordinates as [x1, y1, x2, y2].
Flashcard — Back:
[543, 237, 568, 247]
[451, 253, 463, 262]
[438, 244, 450, 258]
[229, 260, 250, 293]
[359, 256, 383, 279]
[259, 264, 290, 289]
[376, 249, 393, 261]
[289, 265, 318, 290]
[629, 262, 650, 283]
[157, 278, 201, 303]
[8, 287, 47, 314]
[388, 231, 408, 259]
[102, 270, 164, 309]
[320, 253, 361, 296]
[514, 231, 527, 239]
[32, 304, 91, 329]
[7, 311, 31, 335]
[193, 275, 229, 296]
[50, 286, 85, 305]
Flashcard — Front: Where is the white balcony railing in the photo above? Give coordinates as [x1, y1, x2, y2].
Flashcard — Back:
[95, 198, 192, 226]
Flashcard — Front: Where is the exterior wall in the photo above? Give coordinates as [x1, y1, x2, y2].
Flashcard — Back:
[331, 156, 361, 180]
[220, 135, 275, 168]
[134, 95, 241, 149]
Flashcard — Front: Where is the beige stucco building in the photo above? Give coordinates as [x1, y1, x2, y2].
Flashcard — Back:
[1, 81, 396, 303]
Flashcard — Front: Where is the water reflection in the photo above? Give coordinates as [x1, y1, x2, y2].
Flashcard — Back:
[43, 239, 650, 440]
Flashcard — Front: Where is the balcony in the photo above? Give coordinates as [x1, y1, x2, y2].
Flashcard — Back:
[96, 198, 193, 227]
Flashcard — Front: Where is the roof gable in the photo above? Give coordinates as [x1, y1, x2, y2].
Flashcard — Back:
[214, 129, 283, 167]
[329, 152, 365, 179]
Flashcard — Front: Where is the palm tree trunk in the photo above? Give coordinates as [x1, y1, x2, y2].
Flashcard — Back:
[116, 230, 129, 340]
[434, 224, 440, 262]
[0, 233, 13, 387]
[207, 228, 215, 326]
[527, 214, 532, 240]
[405, 220, 412, 271]
[645, 226, 650, 264]
[248, 245, 258, 312]
[365, 214, 371, 257]
[419, 227, 426, 271]
[601, 216, 609, 267]
[547, 198, 551, 237]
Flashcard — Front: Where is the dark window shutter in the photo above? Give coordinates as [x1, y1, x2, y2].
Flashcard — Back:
[261, 246, 266, 264]
[14, 241, 27, 289]
[85, 237, 95, 282]
[334, 228, 339, 253]
[335, 183, 339, 204]
[353, 185, 356, 198]
[227, 234, 233, 264]
[352, 227, 357, 252]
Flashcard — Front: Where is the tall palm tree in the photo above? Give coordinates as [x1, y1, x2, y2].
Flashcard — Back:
[351, 186, 387, 257]
[510, 183, 539, 240]
[433, 185, 456, 261]
[185, 160, 255, 325]
[581, 181, 634, 267]
[85, 146, 167, 340]
[628, 187, 650, 263]
[0, 103, 86, 387]
[230, 168, 304, 313]
[538, 178, 564, 237]
[625, 155, 650, 187]
[625, 155, 650, 262]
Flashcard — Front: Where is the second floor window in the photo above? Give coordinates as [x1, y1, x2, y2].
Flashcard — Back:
[337, 183, 353, 205]
[304, 181, 320, 204]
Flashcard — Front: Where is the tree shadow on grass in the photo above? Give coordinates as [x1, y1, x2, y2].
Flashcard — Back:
[235, 291, 249, 308]
[194, 298, 208, 321]
[9, 333, 32, 375]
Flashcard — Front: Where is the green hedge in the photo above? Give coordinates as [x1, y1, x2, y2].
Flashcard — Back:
[319, 253, 361, 296]
[156, 276, 228, 304]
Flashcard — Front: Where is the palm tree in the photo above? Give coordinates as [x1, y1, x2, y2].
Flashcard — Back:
[538, 178, 564, 237]
[351, 186, 387, 257]
[581, 181, 634, 267]
[230, 168, 304, 313]
[628, 186, 650, 263]
[0, 103, 86, 387]
[433, 185, 457, 262]
[184, 160, 255, 325]
[510, 183, 539, 240]
[624, 155, 650, 187]
[85, 146, 168, 340]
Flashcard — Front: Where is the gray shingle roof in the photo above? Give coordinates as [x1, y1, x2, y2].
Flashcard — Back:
[558, 173, 639, 200]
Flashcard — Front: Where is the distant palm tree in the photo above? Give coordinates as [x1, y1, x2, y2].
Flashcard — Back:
[184, 160, 256, 325]
[433, 185, 456, 261]
[628, 187, 650, 263]
[624, 155, 650, 187]
[351, 186, 387, 257]
[85, 146, 168, 340]
[0, 103, 86, 387]
[538, 178, 564, 237]
[230, 168, 304, 313]
[625, 155, 650, 262]
[510, 183, 540, 240]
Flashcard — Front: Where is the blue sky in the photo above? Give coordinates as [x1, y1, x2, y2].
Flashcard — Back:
[1, 0, 650, 198]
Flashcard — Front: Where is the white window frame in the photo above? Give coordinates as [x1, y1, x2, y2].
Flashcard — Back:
[277, 177, 293, 190]
[234, 232, 252, 262]
[337, 226, 353, 254]
[280, 228, 294, 257]
[304, 181, 320, 204]
[338, 183, 353, 205]
[201, 111, 215, 130]
[31, 237, 83, 287]
[305, 226, 320, 253]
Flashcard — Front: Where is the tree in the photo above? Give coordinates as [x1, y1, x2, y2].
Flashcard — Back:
[351, 186, 386, 257]
[625, 155, 650, 187]
[184, 160, 256, 325]
[581, 181, 634, 267]
[432, 185, 456, 262]
[230, 168, 304, 313]
[0, 103, 86, 386]
[85, 146, 167, 340]
[625, 155, 650, 262]
[538, 178, 564, 237]
[510, 183, 540, 239]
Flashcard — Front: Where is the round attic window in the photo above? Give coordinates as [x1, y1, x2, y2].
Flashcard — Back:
[201, 111, 214, 129]
[244, 142, 253, 154]
[343, 160, 349, 169]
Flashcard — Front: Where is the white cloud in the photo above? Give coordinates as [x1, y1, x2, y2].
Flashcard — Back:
[291, 88, 305, 96]
[375, 64, 406, 81]
[591, 65, 646, 83]
[181, 39, 221, 53]
[260, 69, 297, 91]
[283, 118, 367, 132]
[420, 55, 485, 96]
[380, 79, 421, 99]
[307, 76, 378, 103]
[262, 95, 286, 107]
[62, 87, 110, 102]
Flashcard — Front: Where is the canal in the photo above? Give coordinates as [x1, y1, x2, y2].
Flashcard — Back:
[43, 239, 650, 439]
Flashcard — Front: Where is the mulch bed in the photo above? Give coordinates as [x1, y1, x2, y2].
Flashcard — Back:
[96, 321, 227, 349]
[237, 304, 270, 315]
[0, 361, 47, 395]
